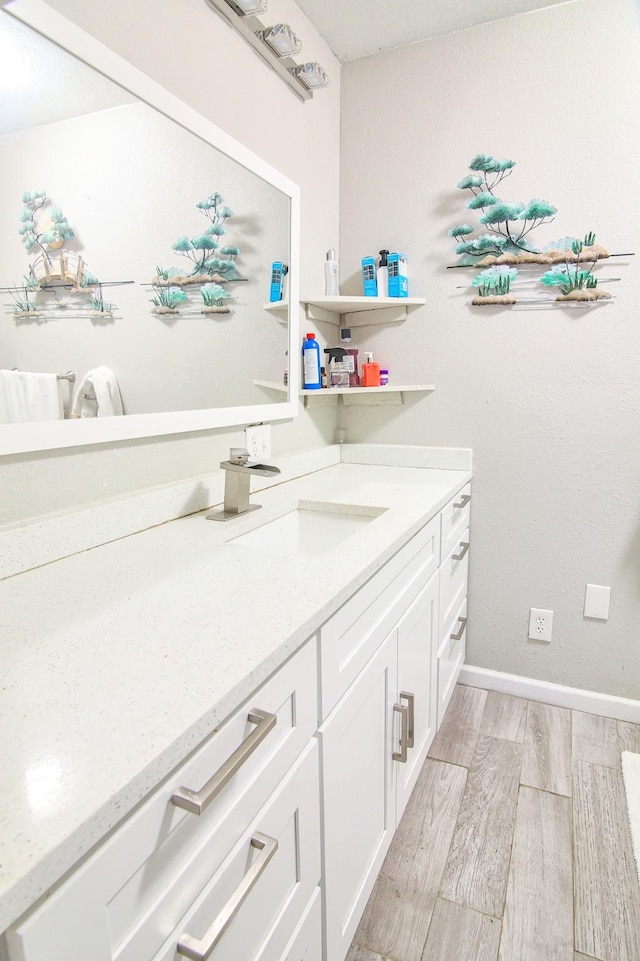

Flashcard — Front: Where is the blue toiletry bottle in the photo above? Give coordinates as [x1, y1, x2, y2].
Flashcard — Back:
[362, 256, 378, 296]
[302, 332, 322, 389]
[270, 261, 288, 302]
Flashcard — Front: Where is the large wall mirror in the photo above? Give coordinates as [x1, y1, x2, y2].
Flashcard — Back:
[0, 0, 300, 455]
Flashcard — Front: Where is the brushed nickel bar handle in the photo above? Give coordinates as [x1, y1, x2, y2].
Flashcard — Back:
[171, 709, 277, 815]
[450, 617, 468, 642]
[452, 541, 470, 562]
[453, 494, 471, 510]
[393, 703, 409, 763]
[400, 691, 415, 749]
[177, 832, 278, 960]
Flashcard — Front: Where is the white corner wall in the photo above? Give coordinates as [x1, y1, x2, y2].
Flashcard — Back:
[0, 0, 340, 525]
[339, 0, 640, 699]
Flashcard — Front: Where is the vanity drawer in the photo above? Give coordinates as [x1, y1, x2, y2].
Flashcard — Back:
[440, 484, 471, 562]
[439, 528, 469, 642]
[6, 641, 318, 961]
[152, 742, 320, 961]
[437, 597, 467, 726]
[319, 514, 440, 717]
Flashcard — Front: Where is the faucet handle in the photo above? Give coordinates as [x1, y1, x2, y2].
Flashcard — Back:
[229, 447, 249, 465]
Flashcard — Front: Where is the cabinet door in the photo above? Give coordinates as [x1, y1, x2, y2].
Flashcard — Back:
[278, 888, 322, 961]
[395, 571, 439, 820]
[318, 630, 398, 961]
[319, 516, 439, 718]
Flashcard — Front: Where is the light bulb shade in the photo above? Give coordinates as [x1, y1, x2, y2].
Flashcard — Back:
[261, 23, 302, 57]
[225, 0, 267, 15]
[294, 61, 329, 90]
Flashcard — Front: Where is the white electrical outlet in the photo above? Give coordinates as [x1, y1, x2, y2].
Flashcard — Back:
[260, 424, 271, 460]
[245, 425, 261, 460]
[245, 424, 271, 461]
[528, 608, 553, 642]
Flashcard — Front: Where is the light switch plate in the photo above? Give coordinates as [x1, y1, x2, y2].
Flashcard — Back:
[584, 584, 611, 620]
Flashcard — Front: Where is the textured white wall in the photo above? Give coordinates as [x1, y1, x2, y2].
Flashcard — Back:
[339, 0, 640, 698]
[0, 0, 340, 525]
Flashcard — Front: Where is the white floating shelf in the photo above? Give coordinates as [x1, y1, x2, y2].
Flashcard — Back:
[300, 384, 435, 408]
[301, 295, 426, 327]
[263, 300, 289, 324]
[254, 379, 288, 394]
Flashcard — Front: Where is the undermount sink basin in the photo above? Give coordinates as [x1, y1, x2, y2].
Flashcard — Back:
[229, 500, 387, 554]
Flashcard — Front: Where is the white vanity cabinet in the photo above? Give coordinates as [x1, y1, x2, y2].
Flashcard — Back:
[317, 515, 441, 961]
[1, 468, 471, 961]
[318, 485, 470, 961]
[4, 641, 321, 961]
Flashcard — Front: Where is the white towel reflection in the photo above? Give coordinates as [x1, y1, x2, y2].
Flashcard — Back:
[0, 369, 64, 423]
[71, 366, 124, 417]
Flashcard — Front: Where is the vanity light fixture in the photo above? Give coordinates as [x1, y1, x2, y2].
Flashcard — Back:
[205, 0, 328, 101]
[293, 61, 330, 90]
[261, 23, 301, 58]
[223, 0, 267, 15]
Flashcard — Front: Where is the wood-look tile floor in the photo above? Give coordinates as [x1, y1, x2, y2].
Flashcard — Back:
[346, 685, 640, 961]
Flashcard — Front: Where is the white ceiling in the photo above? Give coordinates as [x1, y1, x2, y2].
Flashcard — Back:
[294, 0, 578, 62]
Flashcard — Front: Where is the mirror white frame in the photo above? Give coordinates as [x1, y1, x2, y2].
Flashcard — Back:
[1, 0, 300, 456]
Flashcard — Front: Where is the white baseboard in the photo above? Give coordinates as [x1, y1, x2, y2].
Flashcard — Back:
[459, 665, 640, 724]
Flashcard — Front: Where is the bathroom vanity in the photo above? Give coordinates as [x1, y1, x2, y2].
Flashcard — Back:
[0, 444, 471, 961]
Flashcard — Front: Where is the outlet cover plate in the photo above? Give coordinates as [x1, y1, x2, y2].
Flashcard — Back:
[528, 608, 553, 642]
[245, 424, 271, 460]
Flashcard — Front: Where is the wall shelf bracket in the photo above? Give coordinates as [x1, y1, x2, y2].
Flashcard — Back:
[300, 384, 435, 408]
[302, 296, 426, 328]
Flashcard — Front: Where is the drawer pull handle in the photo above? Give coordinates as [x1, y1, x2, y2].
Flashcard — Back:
[452, 541, 470, 562]
[450, 617, 468, 641]
[453, 494, 471, 510]
[393, 702, 409, 763]
[171, 709, 277, 815]
[177, 831, 278, 960]
[400, 691, 415, 748]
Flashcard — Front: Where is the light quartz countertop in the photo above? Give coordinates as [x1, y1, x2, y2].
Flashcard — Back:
[0, 444, 471, 932]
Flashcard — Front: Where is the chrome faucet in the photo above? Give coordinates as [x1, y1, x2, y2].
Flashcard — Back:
[206, 448, 280, 521]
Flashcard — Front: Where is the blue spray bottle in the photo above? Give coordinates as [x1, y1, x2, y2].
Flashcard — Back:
[302, 332, 322, 389]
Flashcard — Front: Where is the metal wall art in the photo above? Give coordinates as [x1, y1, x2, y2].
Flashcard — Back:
[447, 154, 632, 309]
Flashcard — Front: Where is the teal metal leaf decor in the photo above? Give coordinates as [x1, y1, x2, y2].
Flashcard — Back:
[449, 154, 615, 307]
[151, 191, 243, 315]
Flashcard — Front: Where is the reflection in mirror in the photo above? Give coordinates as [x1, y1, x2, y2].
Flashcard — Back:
[0, 2, 299, 453]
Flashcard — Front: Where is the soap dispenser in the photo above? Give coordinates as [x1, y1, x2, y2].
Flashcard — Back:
[362, 351, 381, 387]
